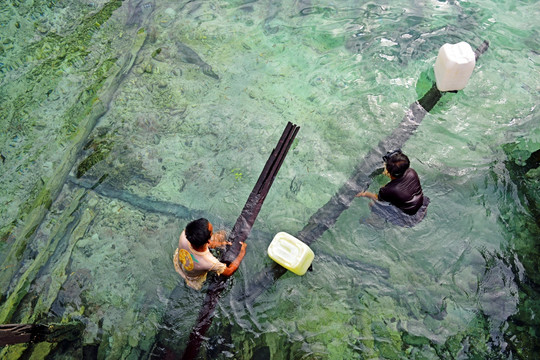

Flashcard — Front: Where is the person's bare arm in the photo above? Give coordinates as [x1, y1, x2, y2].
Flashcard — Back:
[208, 230, 231, 248]
[356, 191, 378, 201]
[221, 242, 247, 277]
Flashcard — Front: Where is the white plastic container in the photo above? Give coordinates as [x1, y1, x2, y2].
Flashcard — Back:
[434, 42, 476, 91]
[267, 232, 314, 276]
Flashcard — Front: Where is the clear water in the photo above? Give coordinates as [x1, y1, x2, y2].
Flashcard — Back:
[0, 0, 539, 359]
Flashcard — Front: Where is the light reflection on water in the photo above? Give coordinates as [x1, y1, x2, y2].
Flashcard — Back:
[0, 0, 538, 358]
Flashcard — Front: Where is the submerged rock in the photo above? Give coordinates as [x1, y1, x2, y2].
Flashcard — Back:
[50, 269, 93, 317]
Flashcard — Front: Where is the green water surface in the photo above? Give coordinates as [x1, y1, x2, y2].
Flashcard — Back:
[0, 0, 539, 359]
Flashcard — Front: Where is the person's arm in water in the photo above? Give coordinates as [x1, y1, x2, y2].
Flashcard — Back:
[356, 166, 394, 201]
[356, 191, 378, 201]
[221, 242, 247, 277]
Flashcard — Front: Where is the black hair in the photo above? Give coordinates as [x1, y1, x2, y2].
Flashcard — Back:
[185, 218, 211, 248]
[385, 152, 410, 178]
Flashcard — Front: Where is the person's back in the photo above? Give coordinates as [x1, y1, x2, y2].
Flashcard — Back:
[173, 218, 247, 290]
[378, 167, 424, 215]
[356, 150, 429, 227]
[174, 229, 226, 290]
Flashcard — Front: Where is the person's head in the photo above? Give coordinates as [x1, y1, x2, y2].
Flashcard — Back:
[185, 218, 213, 248]
[383, 149, 409, 178]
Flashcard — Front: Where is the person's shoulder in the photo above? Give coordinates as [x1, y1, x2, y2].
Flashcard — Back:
[178, 230, 189, 247]
[405, 167, 420, 178]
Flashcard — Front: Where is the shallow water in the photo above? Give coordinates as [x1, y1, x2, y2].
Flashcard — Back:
[0, 0, 539, 359]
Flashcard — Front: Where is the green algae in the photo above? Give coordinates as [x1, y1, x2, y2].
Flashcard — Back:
[23, 188, 53, 222]
[303, 30, 345, 53]
[76, 136, 114, 178]
[0, 344, 27, 360]
[0, 188, 86, 324]
[0, 1, 539, 359]
[0, 0, 127, 286]
[30, 208, 96, 323]
[503, 132, 540, 224]
[501, 140, 540, 358]
[61, 57, 119, 138]
[27, 342, 53, 360]
[0, 321, 85, 359]
[431, 314, 492, 359]
[1, 1, 123, 139]
[0, 26, 148, 295]
[151, 47, 162, 58]
[0, 187, 92, 357]
[0, 184, 54, 292]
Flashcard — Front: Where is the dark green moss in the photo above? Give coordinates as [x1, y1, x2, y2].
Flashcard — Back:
[76, 128, 116, 178]
[401, 332, 430, 347]
[502, 144, 540, 359]
[14, 238, 28, 260]
[151, 48, 162, 58]
[76, 147, 111, 178]
[2, 1, 123, 139]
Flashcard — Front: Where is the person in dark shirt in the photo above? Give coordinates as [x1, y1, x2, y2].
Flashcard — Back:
[356, 150, 429, 227]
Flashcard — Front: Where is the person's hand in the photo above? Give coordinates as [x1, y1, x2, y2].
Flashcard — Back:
[209, 230, 231, 248]
[222, 242, 247, 277]
[214, 230, 228, 240]
[356, 191, 378, 201]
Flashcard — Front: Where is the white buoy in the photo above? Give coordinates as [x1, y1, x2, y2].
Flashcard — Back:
[434, 42, 476, 92]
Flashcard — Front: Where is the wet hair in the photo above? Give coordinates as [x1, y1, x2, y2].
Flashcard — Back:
[385, 152, 410, 178]
[185, 218, 211, 248]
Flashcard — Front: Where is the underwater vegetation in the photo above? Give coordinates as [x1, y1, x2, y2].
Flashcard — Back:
[501, 138, 540, 358]
[0, 0, 539, 359]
